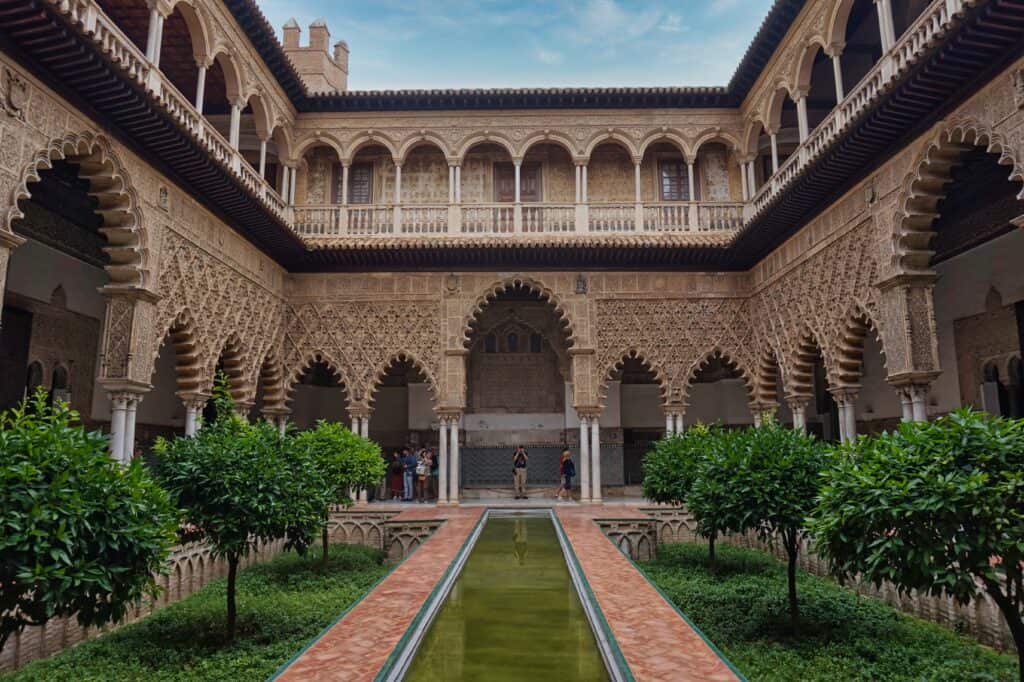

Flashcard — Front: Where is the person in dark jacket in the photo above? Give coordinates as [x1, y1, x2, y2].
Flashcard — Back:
[556, 448, 576, 501]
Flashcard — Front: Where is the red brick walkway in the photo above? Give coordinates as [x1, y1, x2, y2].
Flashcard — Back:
[275, 506, 484, 681]
[556, 506, 740, 681]
[276, 503, 739, 681]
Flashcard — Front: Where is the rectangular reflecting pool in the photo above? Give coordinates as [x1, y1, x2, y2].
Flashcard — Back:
[403, 513, 611, 681]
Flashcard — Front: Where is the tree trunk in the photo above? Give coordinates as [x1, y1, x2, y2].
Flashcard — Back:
[322, 525, 330, 567]
[985, 585, 1024, 682]
[786, 537, 799, 635]
[708, 530, 717, 573]
[226, 553, 239, 641]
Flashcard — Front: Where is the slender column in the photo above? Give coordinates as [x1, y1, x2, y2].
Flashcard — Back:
[281, 164, 291, 202]
[108, 393, 128, 462]
[360, 415, 369, 438]
[770, 133, 779, 174]
[910, 385, 929, 422]
[448, 165, 455, 204]
[277, 416, 287, 436]
[633, 161, 642, 203]
[876, 0, 896, 51]
[152, 14, 165, 68]
[740, 161, 749, 200]
[674, 412, 684, 434]
[228, 101, 242, 149]
[455, 166, 462, 203]
[144, 7, 162, 61]
[258, 139, 267, 178]
[686, 161, 696, 200]
[747, 161, 757, 194]
[448, 417, 460, 504]
[289, 167, 297, 204]
[123, 395, 140, 463]
[581, 165, 588, 203]
[590, 417, 602, 503]
[351, 415, 359, 432]
[830, 54, 845, 103]
[514, 161, 521, 203]
[665, 411, 674, 436]
[796, 94, 809, 142]
[753, 410, 763, 427]
[579, 417, 591, 503]
[830, 389, 858, 443]
[787, 396, 808, 433]
[845, 398, 857, 442]
[394, 163, 402, 205]
[194, 63, 207, 114]
[437, 417, 449, 505]
[181, 395, 208, 436]
[899, 387, 914, 422]
[341, 163, 350, 205]
[574, 165, 582, 203]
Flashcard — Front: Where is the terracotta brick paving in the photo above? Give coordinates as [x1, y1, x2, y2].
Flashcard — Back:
[556, 506, 740, 682]
[275, 506, 484, 681]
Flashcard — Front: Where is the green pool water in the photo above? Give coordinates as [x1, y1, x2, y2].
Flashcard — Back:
[404, 514, 610, 682]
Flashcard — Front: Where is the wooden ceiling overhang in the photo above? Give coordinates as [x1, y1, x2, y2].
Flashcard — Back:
[1, 0, 1022, 272]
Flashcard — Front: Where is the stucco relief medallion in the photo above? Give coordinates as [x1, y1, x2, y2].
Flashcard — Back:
[444, 273, 461, 296]
[2, 66, 28, 121]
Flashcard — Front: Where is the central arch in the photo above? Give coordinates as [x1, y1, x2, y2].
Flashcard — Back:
[460, 276, 576, 349]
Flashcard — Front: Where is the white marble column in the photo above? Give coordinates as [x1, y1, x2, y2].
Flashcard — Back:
[581, 165, 588, 203]
[686, 162, 696, 200]
[514, 161, 521, 203]
[579, 416, 591, 503]
[258, 139, 268, 178]
[574, 165, 582, 203]
[108, 393, 128, 462]
[194, 62, 207, 114]
[394, 163, 402, 205]
[590, 417, 602, 504]
[665, 411, 674, 436]
[830, 52, 845, 103]
[289, 167, 297, 204]
[437, 417, 449, 505]
[455, 165, 462, 203]
[144, 7, 163, 62]
[875, 0, 896, 51]
[448, 416, 460, 504]
[740, 161, 749, 200]
[342, 163, 350, 205]
[360, 415, 369, 438]
[633, 161, 642, 203]
[123, 395, 141, 462]
[770, 133, 779, 174]
[796, 93, 809, 142]
[351, 414, 359, 433]
[910, 385, 929, 422]
[182, 395, 207, 436]
[674, 412, 684, 434]
[898, 387, 914, 422]
[228, 100, 242, 149]
[787, 396, 808, 433]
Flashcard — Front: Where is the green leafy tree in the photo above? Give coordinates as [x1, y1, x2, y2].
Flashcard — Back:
[810, 409, 1024, 680]
[641, 423, 712, 507]
[294, 420, 385, 563]
[154, 374, 330, 639]
[0, 390, 177, 650]
[728, 418, 830, 631]
[684, 426, 742, 571]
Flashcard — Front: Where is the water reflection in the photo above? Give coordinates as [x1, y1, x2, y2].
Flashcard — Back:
[405, 515, 608, 682]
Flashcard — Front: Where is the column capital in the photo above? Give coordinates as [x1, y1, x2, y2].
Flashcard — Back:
[99, 378, 150, 396]
[261, 406, 291, 419]
[784, 393, 812, 411]
[436, 409, 463, 421]
[177, 391, 210, 411]
[828, 386, 860, 406]
[576, 407, 602, 421]
[348, 405, 374, 419]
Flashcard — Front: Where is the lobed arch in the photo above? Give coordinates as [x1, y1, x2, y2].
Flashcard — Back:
[582, 130, 640, 162]
[598, 349, 668, 406]
[396, 133, 452, 165]
[833, 304, 886, 388]
[637, 129, 692, 161]
[691, 129, 744, 158]
[6, 131, 149, 288]
[165, 0, 211, 64]
[210, 333, 249, 403]
[252, 351, 288, 414]
[344, 132, 400, 164]
[284, 351, 350, 406]
[752, 346, 783, 407]
[460, 276, 577, 350]
[893, 118, 1024, 274]
[244, 93, 274, 142]
[152, 309, 204, 396]
[786, 327, 835, 398]
[367, 351, 440, 405]
[454, 132, 518, 164]
[677, 348, 755, 406]
[517, 131, 580, 160]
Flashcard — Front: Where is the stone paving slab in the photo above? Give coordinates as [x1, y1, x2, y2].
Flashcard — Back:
[275, 506, 484, 681]
[556, 506, 740, 682]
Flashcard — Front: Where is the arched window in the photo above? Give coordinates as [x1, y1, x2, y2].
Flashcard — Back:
[51, 364, 71, 404]
[506, 333, 519, 353]
[25, 361, 43, 396]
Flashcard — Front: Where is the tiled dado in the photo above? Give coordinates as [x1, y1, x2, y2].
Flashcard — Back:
[275, 506, 484, 681]
[556, 506, 740, 682]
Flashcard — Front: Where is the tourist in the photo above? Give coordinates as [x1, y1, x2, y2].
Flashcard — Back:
[557, 448, 576, 501]
[512, 445, 529, 499]
[417, 449, 432, 503]
[430, 446, 439, 500]
[401, 447, 417, 501]
[388, 450, 403, 501]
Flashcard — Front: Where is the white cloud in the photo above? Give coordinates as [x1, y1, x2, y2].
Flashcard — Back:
[535, 47, 564, 65]
[657, 13, 686, 33]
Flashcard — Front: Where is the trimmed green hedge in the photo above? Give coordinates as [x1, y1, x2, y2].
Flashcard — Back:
[2, 544, 389, 681]
[643, 543, 1018, 682]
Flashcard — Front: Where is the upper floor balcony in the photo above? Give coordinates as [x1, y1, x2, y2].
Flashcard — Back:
[290, 139, 745, 240]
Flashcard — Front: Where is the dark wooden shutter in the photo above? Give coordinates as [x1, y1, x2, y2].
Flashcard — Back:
[659, 160, 689, 201]
[348, 163, 373, 204]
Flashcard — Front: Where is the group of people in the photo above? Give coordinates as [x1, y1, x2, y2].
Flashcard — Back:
[383, 444, 579, 503]
[386, 446, 438, 503]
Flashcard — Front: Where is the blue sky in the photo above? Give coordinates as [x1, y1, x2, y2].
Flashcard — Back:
[255, 0, 775, 90]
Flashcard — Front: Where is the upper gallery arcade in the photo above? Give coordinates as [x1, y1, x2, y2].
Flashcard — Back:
[1, 0, 1023, 501]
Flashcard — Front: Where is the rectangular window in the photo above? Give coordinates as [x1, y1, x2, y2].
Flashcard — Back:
[333, 163, 373, 204]
[659, 161, 690, 201]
